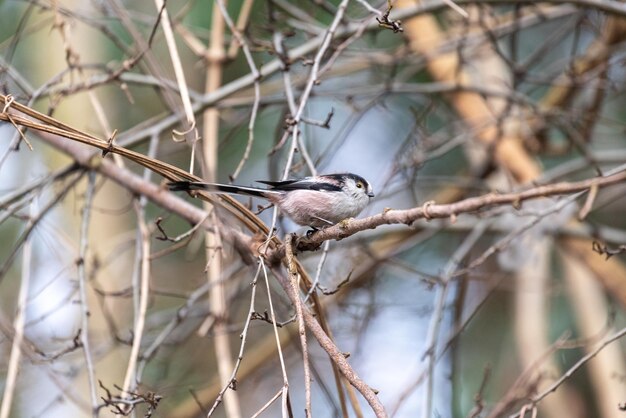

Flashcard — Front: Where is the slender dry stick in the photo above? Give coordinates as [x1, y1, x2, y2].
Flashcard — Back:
[285, 235, 312, 418]
[457, 193, 583, 276]
[133, 133, 160, 319]
[304, 240, 330, 302]
[296, 130, 318, 177]
[119, 201, 151, 404]
[136, 263, 245, 381]
[49, 5, 125, 170]
[153, 0, 199, 174]
[272, 32, 318, 175]
[0, 173, 82, 283]
[153, 0, 194, 123]
[260, 258, 292, 418]
[422, 221, 489, 418]
[215, 0, 261, 181]
[250, 389, 283, 418]
[77, 171, 99, 417]
[0, 200, 35, 418]
[0, 164, 77, 209]
[105, 0, 182, 112]
[116, 133, 159, 410]
[391, 274, 506, 415]
[281, 0, 350, 179]
[226, 0, 255, 60]
[206, 263, 262, 417]
[202, 0, 225, 184]
[273, 32, 298, 115]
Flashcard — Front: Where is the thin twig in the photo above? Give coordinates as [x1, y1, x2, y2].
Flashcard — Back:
[206, 263, 262, 417]
[260, 259, 292, 418]
[0, 199, 35, 418]
[153, 0, 199, 174]
[422, 221, 489, 418]
[137, 263, 244, 381]
[281, 0, 351, 180]
[118, 200, 152, 411]
[304, 240, 331, 302]
[508, 325, 626, 418]
[0, 173, 83, 283]
[77, 171, 99, 417]
[215, 0, 262, 182]
[250, 389, 283, 418]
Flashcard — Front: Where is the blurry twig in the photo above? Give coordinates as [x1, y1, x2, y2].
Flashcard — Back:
[422, 221, 488, 418]
[215, 0, 261, 182]
[0, 200, 35, 418]
[375, 0, 404, 33]
[509, 326, 626, 418]
[206, 264, 262, 417]
[77, 171, 98, 414]
[118, 200, 152, 410]
[592, 240, 626, 260]
[260, 259, 293, 417]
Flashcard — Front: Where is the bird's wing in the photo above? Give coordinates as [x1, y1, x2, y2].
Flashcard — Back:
[257, 177, 341, 192]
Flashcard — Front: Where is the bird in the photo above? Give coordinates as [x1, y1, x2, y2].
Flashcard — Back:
[168, 173, 374, 229]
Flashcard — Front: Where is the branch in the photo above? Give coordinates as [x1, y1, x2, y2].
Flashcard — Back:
[271, 267, 388, 417]
[278, 170, 626, 257]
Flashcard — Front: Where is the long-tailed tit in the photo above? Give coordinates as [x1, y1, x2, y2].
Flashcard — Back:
[168, 173, 374, 229]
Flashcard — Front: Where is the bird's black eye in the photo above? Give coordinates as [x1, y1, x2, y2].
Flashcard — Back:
[356, 182, 363, 188]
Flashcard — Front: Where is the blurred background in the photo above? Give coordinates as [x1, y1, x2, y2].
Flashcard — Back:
[1, 0, 626, 417]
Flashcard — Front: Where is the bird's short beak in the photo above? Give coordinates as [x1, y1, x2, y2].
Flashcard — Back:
[367, 191, 375, 198]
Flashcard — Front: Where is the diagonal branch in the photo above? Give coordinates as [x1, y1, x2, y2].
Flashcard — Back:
[288, 170, 626, 253]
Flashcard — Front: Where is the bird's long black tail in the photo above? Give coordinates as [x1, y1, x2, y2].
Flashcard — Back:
[168, 181, 268, 198]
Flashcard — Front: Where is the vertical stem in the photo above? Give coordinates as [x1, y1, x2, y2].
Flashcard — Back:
[119, 201, 152, 408]
[78, 171, 99, 416]
[0, 199, 35, 418]
[202, 2, 241, 417]
[259, 259, 291, 417]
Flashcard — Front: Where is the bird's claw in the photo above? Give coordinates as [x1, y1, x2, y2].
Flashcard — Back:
[306, 228, 318, 238]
